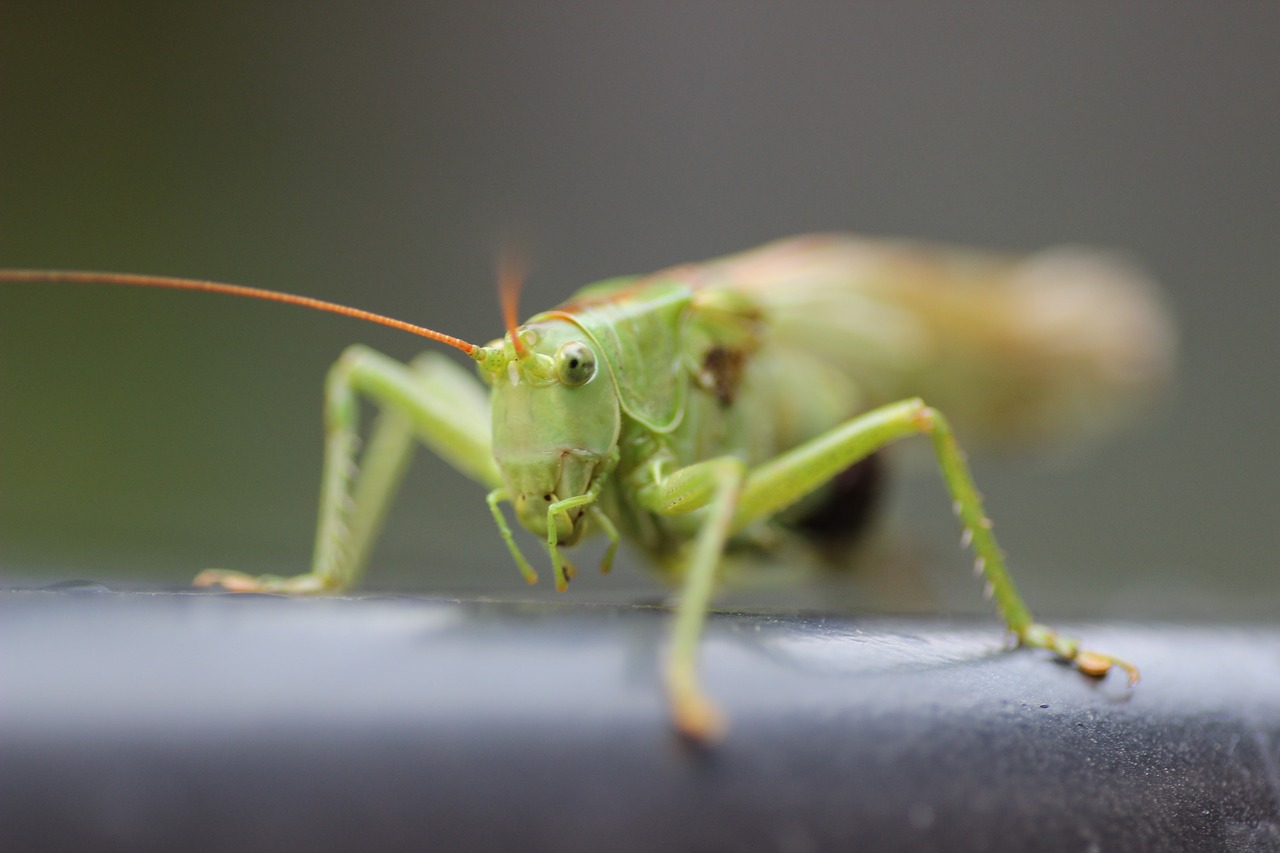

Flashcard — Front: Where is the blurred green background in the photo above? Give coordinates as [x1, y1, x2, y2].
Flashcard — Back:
[0, 3, 1275, 618]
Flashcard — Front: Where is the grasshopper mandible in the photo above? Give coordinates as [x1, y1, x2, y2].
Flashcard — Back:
[1, 234, 1172, 742]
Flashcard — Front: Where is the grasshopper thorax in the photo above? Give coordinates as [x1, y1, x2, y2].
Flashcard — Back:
[476, 318, 621, 544]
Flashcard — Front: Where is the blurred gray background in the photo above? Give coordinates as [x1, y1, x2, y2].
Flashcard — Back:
[0, 2, 1275, 619]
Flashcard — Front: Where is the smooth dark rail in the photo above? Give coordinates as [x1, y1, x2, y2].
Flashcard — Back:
[2, 587, 1278, 852]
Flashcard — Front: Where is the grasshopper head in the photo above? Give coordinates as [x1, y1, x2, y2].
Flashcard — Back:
[475, 318, 620, 544]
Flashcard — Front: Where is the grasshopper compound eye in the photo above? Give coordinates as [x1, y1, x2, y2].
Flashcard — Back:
[554, 341, 596, 386]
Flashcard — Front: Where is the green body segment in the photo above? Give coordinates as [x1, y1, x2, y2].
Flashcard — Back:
[194, 233, 1168, 741]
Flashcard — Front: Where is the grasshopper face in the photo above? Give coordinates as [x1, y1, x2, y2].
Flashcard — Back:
[485, 320, 621, 544]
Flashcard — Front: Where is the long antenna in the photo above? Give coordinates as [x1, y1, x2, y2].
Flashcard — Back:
[0, 269, 478, 355]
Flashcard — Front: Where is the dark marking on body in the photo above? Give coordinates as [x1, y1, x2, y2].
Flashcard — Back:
[700, 346, 748, 407]
[791, 451, 886, 545]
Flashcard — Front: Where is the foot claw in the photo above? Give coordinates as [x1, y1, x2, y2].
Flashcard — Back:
[1020, 623, 1139, 687]
[192, 570, 330, 595]
[193, 569, 266, 593]
[1075, 651, 1111, 678]
[1077, 651, 1141, 686]
[671, 691, 727, 746]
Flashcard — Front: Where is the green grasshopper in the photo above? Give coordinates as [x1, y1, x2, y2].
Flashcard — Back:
[1, 234, 1172, 741]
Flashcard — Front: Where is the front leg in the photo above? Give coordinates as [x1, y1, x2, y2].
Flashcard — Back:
[637, 456, 747, 743]
[195, 346, 500, 594]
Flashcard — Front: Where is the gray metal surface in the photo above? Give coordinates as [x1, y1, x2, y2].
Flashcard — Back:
[2, 587, 1278, 852]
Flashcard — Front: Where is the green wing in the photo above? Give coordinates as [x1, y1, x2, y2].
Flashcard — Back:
[683, 233, 1174, 448]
